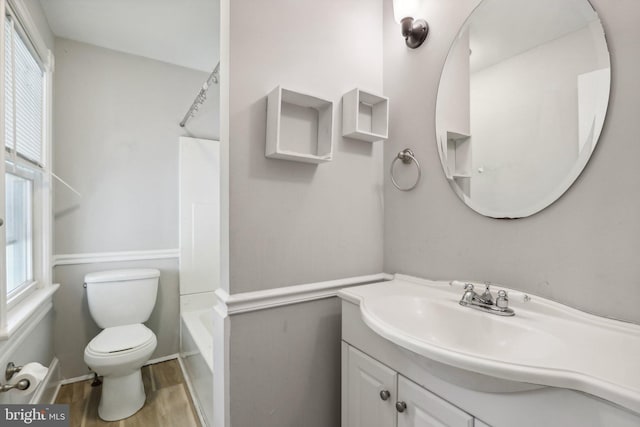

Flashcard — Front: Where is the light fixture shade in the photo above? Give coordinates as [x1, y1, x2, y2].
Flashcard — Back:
[393, 0, 421, 24]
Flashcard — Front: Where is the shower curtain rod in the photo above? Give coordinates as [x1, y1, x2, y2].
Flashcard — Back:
[179, 61, 220, 127]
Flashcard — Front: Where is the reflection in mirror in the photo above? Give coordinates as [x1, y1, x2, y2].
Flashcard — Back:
[436, 0, 610, 218]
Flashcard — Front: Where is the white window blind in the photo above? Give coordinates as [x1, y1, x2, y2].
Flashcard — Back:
[4, 17, 13, 151]
[4, 16, 44, 167]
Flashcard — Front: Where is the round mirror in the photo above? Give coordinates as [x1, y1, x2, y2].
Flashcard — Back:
[435, 0, 610, 218]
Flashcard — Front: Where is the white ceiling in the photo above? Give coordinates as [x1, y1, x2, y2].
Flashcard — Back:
[39, 0, 219, 72]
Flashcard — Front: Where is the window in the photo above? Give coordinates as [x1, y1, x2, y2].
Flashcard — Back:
[5, 171, 33, 294]
[2, 7, 50, 309]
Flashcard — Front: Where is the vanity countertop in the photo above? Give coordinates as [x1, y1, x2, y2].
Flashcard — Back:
[338, 275, 640, 415]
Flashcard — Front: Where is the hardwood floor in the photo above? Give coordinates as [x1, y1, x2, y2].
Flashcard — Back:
[55, 359, 201, 427]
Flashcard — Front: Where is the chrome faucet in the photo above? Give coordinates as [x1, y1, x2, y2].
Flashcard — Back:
[459, 283, 514, 316]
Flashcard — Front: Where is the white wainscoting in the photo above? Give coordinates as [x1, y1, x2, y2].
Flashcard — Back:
[214, 273, 392, 315]
[212, 272, 392, 427]
[52, 249, 180, 267]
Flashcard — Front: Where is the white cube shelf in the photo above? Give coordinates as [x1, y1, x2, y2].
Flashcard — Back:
[342, 88, 389, 142]
[266, 86, 334, 163]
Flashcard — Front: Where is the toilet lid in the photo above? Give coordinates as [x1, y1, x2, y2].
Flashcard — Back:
[88, 324, 155, 354]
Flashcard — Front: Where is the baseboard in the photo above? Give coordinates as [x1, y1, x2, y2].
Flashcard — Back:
[58, 372, 94, 386]
[146, 353, 180, 366]
[59, 353, 181, 386]
[31, 357, 60, 404]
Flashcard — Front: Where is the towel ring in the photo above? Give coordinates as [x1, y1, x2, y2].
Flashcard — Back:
[390, 149, 421, 191]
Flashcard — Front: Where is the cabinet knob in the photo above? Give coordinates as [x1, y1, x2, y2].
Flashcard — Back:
[395, 401, 407, 413]
[379, 390, 391, 401]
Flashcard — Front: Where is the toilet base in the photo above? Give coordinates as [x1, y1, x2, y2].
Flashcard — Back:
[98, 369, 146, 421]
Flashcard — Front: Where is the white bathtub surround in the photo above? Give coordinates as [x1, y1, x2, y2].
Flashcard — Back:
[181, 308, 214, 426]
[176, 357, 209, 427]
[179, 289, 217, 426]
[182, 309, 213, 371]
[178, 136, 225, 427]
[181, 292, 217, 313]
[339, 274, 640, 424]
[179, 137, 222, 296]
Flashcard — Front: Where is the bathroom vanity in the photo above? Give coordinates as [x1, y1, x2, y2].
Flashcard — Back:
[339, 276, 640, 427]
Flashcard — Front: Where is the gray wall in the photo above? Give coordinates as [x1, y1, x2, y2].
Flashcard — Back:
[53, 37, 218, 254]
[383, 0, 640, 324]
[229, 299, 342, 427]
[226, 0, 384, 425]
[228, 0, 385, 294]
[52, 259, 179, 379]
[52, 38, 218, 378]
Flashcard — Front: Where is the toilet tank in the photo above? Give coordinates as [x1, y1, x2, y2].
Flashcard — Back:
[85, 269, 160, 328]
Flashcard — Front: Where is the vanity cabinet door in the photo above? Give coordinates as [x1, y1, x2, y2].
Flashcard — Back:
[396, 376, 473, 427]
[343, 344, 397, 427]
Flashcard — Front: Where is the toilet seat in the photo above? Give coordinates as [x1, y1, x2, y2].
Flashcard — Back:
[87, 324, 155, 356]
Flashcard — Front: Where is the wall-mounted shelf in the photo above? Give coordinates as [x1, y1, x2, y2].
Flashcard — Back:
[266, 86, 334, 163]
[342, 88, 389, 142]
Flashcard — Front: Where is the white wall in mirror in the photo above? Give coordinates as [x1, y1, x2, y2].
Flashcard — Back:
[436, 0, 611, 218]
[468, 0, 598, 72]
[469, 24, 610, 214]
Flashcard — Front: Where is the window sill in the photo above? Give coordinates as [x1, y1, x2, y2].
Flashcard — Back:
[0, 283, 59, 341]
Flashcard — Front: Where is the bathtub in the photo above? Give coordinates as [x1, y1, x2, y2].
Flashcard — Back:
[181, 308, 214, 426]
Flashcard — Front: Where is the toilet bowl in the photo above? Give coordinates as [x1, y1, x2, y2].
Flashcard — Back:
[85, 324, 157, 420]
[83, 269, 160, 421]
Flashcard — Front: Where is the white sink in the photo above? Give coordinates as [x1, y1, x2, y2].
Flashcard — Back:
[338, 275, 640, 415]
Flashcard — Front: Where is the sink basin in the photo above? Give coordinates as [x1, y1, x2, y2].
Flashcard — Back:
[363, 294, 563, 363]
[338, 275, 640, 415]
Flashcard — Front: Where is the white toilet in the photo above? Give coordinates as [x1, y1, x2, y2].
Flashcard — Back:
[83, 269, 160, 421]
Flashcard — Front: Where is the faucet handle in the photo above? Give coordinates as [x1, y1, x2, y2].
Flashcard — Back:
[496, 290, 509, 309]
[481, 283, 494, 304]
[460, 283, 475, 304]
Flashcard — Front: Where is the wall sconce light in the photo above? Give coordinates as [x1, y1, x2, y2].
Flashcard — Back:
[393, 0, 428, 49]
